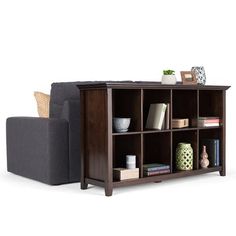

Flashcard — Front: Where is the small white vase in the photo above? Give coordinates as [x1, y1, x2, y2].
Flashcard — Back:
[161, 75, 177, 85]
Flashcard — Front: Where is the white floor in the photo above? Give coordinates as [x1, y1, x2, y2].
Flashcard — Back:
[1, 163, 235, 236]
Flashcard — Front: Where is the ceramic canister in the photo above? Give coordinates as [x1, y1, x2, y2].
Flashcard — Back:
[126, 155, 136, 169]
[191, 66, 206, 85]
[176, 143, 193, 170]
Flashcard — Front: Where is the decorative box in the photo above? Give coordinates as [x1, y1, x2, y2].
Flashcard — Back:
[113, 168, 139, 180]
[172, 118, 189, 128]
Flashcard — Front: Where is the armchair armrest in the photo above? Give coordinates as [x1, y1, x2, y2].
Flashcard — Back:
[61, 99, 81, 182]
[6, 117, 69, 185]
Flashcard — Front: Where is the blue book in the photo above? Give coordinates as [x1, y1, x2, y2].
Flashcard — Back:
[216, 140, 220, 166]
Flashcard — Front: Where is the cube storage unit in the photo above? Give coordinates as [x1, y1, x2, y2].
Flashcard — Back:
[79, 82, 230, 196]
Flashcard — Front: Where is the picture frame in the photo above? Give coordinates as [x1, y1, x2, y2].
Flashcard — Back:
[180, 71, 197, 85]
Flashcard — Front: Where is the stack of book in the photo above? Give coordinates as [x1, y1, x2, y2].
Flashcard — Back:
[201, 139, 220, 167]
[196, 117, 221, 127]
[145, 103, 170, 130]
[143, 163, 170, 177]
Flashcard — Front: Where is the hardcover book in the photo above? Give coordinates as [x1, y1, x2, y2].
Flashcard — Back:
[165, 103, 170, 129]
[192, 117, 221, 127]
[144, 169, 170, 176]
[146, 103, 167, 130]
[143, 163, 170, 172]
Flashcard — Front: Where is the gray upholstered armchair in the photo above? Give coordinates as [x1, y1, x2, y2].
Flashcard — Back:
[6, 82, 84, 185]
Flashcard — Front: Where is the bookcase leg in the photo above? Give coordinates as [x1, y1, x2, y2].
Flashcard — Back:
[105, 186, 113, 197]
[81, 182, 88, 190]
[220, 169, 226, 176]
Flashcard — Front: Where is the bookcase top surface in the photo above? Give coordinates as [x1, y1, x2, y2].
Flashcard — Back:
[78, 81, 230, 90]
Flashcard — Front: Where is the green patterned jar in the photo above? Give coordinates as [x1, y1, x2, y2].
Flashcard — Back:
[176, 143, 193, 170]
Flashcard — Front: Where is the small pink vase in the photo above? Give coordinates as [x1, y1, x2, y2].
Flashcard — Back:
[200, 145, 209, 168]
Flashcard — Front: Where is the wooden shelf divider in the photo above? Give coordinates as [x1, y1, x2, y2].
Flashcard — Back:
[79, 82, 230, 196]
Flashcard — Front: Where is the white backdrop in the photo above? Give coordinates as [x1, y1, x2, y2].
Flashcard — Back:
[0, 1, 235, 236]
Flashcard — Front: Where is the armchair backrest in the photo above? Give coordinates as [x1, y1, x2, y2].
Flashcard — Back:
[50, 82, 82, 182]
[49, 81, 106, 182]
[50, 82, 81, 119]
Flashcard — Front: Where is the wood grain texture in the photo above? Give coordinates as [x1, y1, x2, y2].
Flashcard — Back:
[113, 167, 222, 187]
[78, 82, 230, 90]
[83, 89, 108, 181]
[220, 90, 226, 176]
[78, 83, 229, 196]
[80, 91, 88, 190]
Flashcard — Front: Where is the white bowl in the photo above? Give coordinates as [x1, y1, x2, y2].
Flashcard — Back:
[113, 118, 131, 133]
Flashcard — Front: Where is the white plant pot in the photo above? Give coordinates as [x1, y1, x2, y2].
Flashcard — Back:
[161, 75, 177, 85]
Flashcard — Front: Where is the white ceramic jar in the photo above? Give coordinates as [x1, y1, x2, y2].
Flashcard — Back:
[126, 155, 136, 169]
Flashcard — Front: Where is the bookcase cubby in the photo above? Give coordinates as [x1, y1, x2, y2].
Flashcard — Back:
[172, 130, 198, 171]
[79, 82, 230, 196]
[172, 90, 198, 127]
[143, 89, 171, 130]
[199, 128, 222, 167]
[113, 134, 141, 178]
[143, 132, 171, 175]
[112, 89, 141, 132]
[199, 90, 223, 117]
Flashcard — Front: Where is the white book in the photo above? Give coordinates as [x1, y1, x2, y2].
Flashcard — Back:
[146, 103, 167, 130]
[198, 120, 220, 127]
[202, 123, 219, 127]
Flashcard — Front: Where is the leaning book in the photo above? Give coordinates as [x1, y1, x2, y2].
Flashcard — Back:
[145, 103, 167, 130]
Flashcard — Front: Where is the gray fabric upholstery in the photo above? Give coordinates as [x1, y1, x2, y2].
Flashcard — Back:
[49, 82, 106, 183]
[61, 100, 81, 182]
[6, 81, 128, 185]
[49, 82, 84, 183]
[50, 82, 81, 118]
[6, 82, 89, 185]
[6, 117, 69, 185]
[50, 81, 105, 118]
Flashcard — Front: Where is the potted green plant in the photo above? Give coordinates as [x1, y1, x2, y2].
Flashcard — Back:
[161, 69, 176, 85]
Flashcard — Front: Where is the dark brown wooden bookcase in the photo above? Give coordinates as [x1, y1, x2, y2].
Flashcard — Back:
[79, 82, 230, 196]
